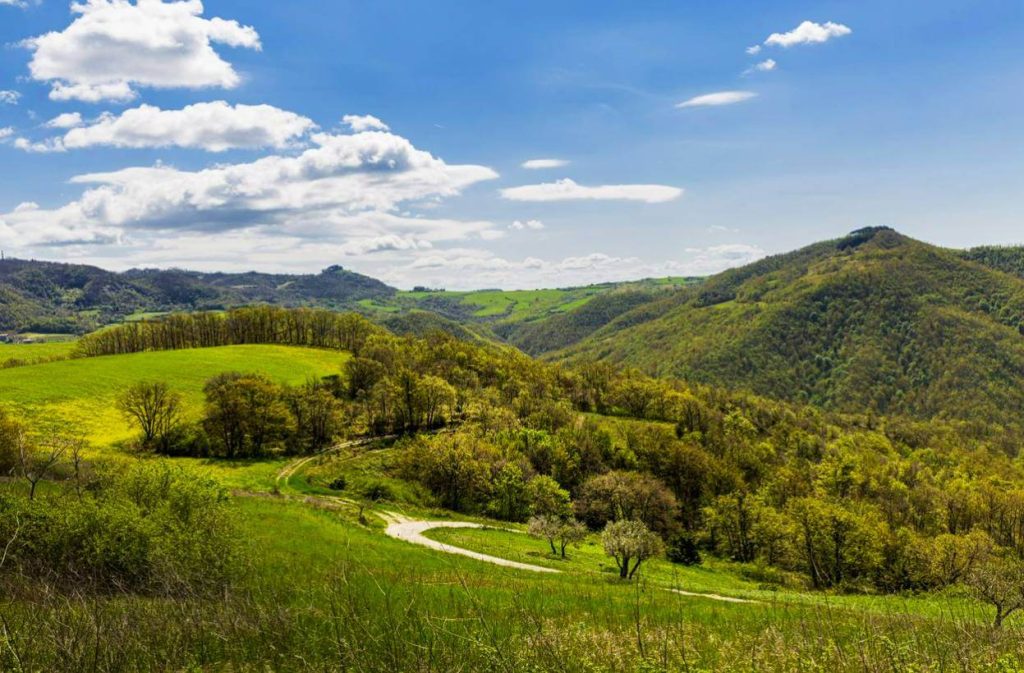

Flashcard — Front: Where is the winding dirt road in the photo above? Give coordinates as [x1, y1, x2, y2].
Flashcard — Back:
[380, 512, 561, 573]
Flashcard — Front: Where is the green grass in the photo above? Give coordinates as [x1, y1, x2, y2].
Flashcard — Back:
[0, 344, 349, 447]
[0, 340, 78, 364]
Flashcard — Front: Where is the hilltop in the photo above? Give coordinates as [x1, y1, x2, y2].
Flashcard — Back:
[555, 227, 1024, 429]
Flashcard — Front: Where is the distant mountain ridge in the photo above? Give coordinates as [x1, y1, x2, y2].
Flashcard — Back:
[0, 258, 395, 333]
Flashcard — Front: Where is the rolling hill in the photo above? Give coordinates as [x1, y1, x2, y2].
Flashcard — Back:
[0, 258, 395, 333]
[557, 227, 1024, 429]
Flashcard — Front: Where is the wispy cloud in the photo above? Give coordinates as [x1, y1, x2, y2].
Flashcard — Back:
[676, 91, 757, 108]
[501, 178, 682, 203]
[522, 158, 569, 170]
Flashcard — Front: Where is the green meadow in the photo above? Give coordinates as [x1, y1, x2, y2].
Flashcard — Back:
[0, 344, 348, 446]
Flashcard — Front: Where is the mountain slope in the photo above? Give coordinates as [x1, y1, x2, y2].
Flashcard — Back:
[0, 259, 395, 333]
[560, 227, 1024, 428]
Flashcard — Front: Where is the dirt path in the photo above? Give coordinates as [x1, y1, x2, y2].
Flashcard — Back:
[668, 588, 756, 604]
[379, 512, 760, 603]
[380, 512, 561, 573]
[275, 436, 390, 490]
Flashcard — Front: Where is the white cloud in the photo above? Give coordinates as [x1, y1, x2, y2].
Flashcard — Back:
[45, 112, 84, 129]
[56, 102, 315, 151]
[753, 59, 776, 72]
[0, 90, 20, 105]
[13, 202, 39, 212]
[49, 81, 136, 103]
[510, 219, 544, 231]
[342, 114, 389, 132]
[522, 158, 568, 170]
[501, 178, 682, 204]
[676, 91, 757, 108]
[746, 45, 762, 55]
[0, 127, 12, 140]
[24, 0, 261, 102]
[0, 129, 498, 248]
[764, 21, 851, 48]
[13, 137, 66, 153]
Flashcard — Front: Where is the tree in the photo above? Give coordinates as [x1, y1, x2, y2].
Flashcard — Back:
[528, 515, 588, 559]
[284, 382, 343, 454]
[967, 555, 1024, 628]
[487, 462, 530, 522]
[575, 471, 678, 536]
[602, 519, 663, 579]
[117, 381, 183, 451]
[203, 373, 292, 458]
[525, 475, 571, 518]
[19, 434, 68, 501]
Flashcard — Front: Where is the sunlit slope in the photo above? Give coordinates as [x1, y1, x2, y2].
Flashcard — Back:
[562, 228, 1024, 427]
[0, 345, 348, 445]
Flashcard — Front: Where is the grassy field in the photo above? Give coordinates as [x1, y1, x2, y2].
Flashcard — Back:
[0, 339, 78, 364]
[0, 344, 348, 446]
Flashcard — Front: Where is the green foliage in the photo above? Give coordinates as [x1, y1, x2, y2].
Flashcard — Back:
[562, 229, 1024, 432]
[0, 462, 236, 595]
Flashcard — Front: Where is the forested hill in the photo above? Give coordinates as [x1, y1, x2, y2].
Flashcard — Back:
[0, 259, 395, 333]
[556, 227, 1024, 430]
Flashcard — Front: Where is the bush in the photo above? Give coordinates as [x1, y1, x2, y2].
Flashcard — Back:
[666, 533, 702, 566]
[359, 480, 393, 502]
[0, 463, 237, 596]
[329, 476, 347, 491]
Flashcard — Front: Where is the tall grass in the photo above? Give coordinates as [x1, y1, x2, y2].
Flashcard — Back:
[3, 497, 1023, 673]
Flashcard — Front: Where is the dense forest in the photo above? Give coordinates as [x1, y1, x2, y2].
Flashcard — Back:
[555, 228, 1024, 433]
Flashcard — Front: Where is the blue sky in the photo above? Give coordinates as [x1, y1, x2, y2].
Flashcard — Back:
[0, 0, 1022, 289]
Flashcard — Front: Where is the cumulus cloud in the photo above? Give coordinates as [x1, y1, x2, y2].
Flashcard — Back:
[746, 45, 762, 55]
[45, 112, 84, 129]
[521, 158, 568, 170]
[510, 219, 544, 231]
[0, 127, 13, 140]
[764, 21, 851, 48]
[676, 91, 757, 108]
[0, 90, 20, 105]
[14, 137, 66, 153]
[501, 178, 682, 203]
[342, 114, 389, 132]
[0, 128, 498, 249]
[752, 59, 776, 72]
[24, 0, 261, 102]
[52, 102, 315, 151]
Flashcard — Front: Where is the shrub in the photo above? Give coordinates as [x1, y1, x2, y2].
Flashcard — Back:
[666, 533, 702, 566]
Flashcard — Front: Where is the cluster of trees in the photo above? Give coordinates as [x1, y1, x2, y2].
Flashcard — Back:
[76, 307, 383, 358]
[118, 376, 345, 458]
[1, 408, 235, 595]
[74, 309, 1024, 607]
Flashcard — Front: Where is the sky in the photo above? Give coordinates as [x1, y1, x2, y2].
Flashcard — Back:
[0, 0, 1022, 290]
